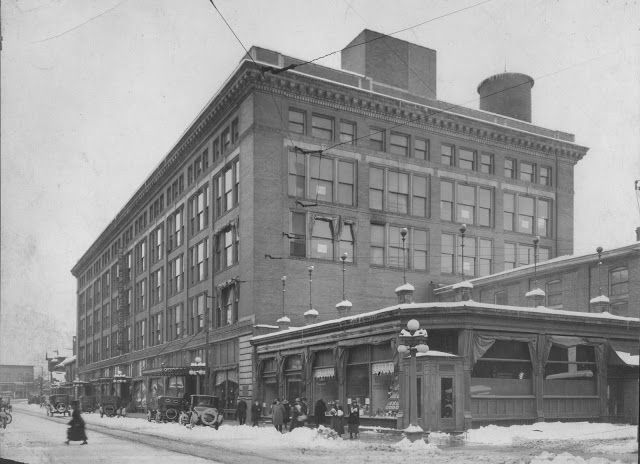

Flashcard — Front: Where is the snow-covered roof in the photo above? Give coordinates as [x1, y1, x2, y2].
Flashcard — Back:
[276, 316, 290, 323]
[451, 281, 474, 290]
[395, 283, 415, 292]
[435, 242, 640, 293]
[251, 300, 639, 342]
[590, 295, 610, 304]
[54, 355, 77, 368]
[525, 288, 545, 298]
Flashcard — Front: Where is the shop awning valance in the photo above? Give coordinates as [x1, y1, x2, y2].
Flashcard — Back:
[372, 362, 395, 375]
[313, 367, 335, 379]
[89, 377, 113, 384]
[142, 367, 190, 377]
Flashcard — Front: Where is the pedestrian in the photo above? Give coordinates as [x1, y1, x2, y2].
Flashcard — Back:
[334, 406, 345, 437]
[271, 400, 285, 433]
[347, 402, 360, 439]
[290, 399, 301, 431]
[282, 399, 291, 429]
[251, 400, 262, 427]
[236, 398, 248, 425]
[65, 406, 88, 445]
[0, 407, 9, 429]
[314, 398, 327, 427]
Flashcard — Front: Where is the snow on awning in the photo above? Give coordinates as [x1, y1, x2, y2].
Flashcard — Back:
[372, 362, 395, 375]
[545, 370, 593, 380]
[313, 367, 335, 379]
[614, 351, 639, 366]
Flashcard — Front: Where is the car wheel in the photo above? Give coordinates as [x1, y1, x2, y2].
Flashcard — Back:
[104, 405, 115, 417]
[56, 403, 67, 414]
[165, 408, 178, 421]
[6, 413, 12, 424]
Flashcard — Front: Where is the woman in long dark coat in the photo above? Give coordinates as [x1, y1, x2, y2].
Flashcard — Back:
[314, 399, 327, 427]
[66, 408, 88, 445]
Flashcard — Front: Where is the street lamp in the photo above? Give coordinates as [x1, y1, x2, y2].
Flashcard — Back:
[308, 266, 314, 311]
[340, 253, 348, 300]
[596, 246, 604, 296]
[400, 228, 408, 284]
[459, 224, 467, 280]
[281, 276, 286, 317]
[189, 357, 206, 395]
[533, 235, 540, 286]
[397, 319, 429, 442]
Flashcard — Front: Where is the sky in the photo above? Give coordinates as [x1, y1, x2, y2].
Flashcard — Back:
[1, 0, 639, 368]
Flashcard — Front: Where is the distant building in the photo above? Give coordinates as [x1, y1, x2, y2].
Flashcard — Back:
[0, 365, 34, 399]
[71, 30, 590, 416]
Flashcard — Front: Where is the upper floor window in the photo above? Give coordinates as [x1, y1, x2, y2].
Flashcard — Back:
[215, 227, 237, 271]
[504, 192, 552, 237]
[441, 233, 492, 277]
[519, 162, 535, 182]
[190, 239, 209, 284]
[370, 166, 428, 217]
[539, 166, 552, 186]
[370, 224, 428, 271]
[288, 151, 355, 206]
[218, 284, 238, 328]
[479, 153, 493, 174]
[610, 267, 629, 296]
[135, 240, 146, 274]
[312, 114, 333, 141]
[339, 121, 356, 145]
[167, 207, 184, 252]
[441, 144, 454, 166]
[214, 160, 239, 217]
[150, 267, 163, 305]
[389, 132, 409, 157]
[288, 212, 306, 258]
[440, 180, 492, 227]
[458, 148, 475, 170]
[167, 255, 184, 297]
[188, 293, 206, 334]
[414, 138, 429, 160]
[504, 242, 537, 270]
[150, 226, 163, 264]
[311, 218, 334, 260]
[289, 109, 305, 134]
[221, 128, 231, 152]
[369, 128, 385, 152]
[504, 158, 515, 178]
[189, 184, 209, 235]
[231, 118, 239, 144]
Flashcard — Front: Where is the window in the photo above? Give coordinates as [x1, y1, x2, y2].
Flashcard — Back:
[190, 184, 209, 234]
[337, 161, 354, 205]
[371, 166, 428, 216]
[289, 109, 305, 134]
[518, 244, 534, 266]
[478, 188, 492, 227]
[167, 304, 183, 341]
[546, 280, 562, 308]
[456, 184, 475, 223]
[458, 148, 475, 170]
[440, 180, 453, 221]
[150, 313, 162, 346]
[288, 151, 305, 198]
[517, 196, 534, 234]
[218, 285, 238, 327]
[231, 118, 239, 144]
[370, 224, 385, 266]
[459, 236, 476, 277]
[414, 138, 429, 160]
[369, 167, 383, 210]
[150, 226, 163, 263]
[504, 158, 515, 178]
[168, 255, 184, 296]
[150, 268, 163, 305]
[188, 294, 205, 334]
[369, 127, 385, 151]
[537, 199, 551, 237]
[441, 144, 454, 166]
[339, 121, 356, 144]
[479, 238, 492, 277]
[413, 229, 428, 271]
[135, 279, 146, 312]
[134, 320, 146, 350]
[311, 218, 334, 260]
[215, 229, 236, 271]
[388, 171, 409, 214]
[441, 180, 492, 227]
[610, 268, 629, 296]
[504, 243, 516, 270]
[221, 128, 231, 152]
[479, 153, 493, 174]
[506, 192, 553, 237]
[213, 138, 220, 163]
[539, 166, 552, 186]
[504, 193, 515, 231]
[310, 155, 333, 202]
[390, 133, 409, 156]
[311, 114, 333, 141]
[224, 167, 233, 210]
[339, 222, 354, 262]
[190, 240, 208, 283]
[289, 212, 306, 257]
[167, 208, 184, 252]
[388, 226, 404, 268]
[472, 340, 533, 395]
[441, 233, 455, 274]
[412, 176, 428, 218]
[519, 162, 535, 182]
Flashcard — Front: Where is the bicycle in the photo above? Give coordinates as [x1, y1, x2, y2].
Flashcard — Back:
[0, 411, 11, 428]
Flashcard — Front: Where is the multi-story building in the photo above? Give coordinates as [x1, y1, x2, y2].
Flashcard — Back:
[71, 30, 589, 414]
[0, 365, 34, 399]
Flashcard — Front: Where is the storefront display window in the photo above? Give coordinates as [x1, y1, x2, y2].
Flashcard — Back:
[471, 340, 533, 395]
[544, 344, 596, 396]
[312, 351, 338, 408]
[260, 358, 278, 415]
[214, 369, 238, 410]
[133, 381, 147, 409]
[149, 377, 164, 399]
[167, 376, 185, 397]
[284, 355, 303, 402]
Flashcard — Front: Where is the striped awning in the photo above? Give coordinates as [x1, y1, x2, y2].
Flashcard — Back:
[372, 362, 395, 375]
[313, 367, 335, 380]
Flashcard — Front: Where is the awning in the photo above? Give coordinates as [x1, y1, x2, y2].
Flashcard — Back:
[89, 377, 113, 385]
[612, 351, 639, 367]
[372, 362, 395, 375]
[313, 367, 335, 380]
[54, 355, 77, 369]
[142, 367, 190, 377]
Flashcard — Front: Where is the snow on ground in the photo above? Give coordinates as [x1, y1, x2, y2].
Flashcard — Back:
[18, 404, 637, 464]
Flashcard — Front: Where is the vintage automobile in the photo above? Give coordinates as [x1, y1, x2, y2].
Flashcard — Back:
[46, 394, 70, 416]
[98, 396, 120, 417]
[146, 396, 186, 422]
[189, 395, 223, 429]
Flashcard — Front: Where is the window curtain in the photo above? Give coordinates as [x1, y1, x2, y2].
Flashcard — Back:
[471, 333, 537, 365]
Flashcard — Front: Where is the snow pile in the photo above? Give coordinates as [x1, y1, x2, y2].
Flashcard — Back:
[467, 421, 636, 445]
[590, 439, 638, 455]
[393, 437, 441, 454]
[530, 451, 625, 464]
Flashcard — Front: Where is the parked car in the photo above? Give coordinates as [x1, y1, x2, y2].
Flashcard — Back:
[99, 396, 120, 417]
[46, 394, 70, 416]
[189, 395, 223, 429]
[146, 396, 186, 422]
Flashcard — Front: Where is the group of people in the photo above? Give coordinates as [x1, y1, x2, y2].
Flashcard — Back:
[325, 400, 360, 439]
[234, 399, 263, 427]
[269, 397, 309, 433]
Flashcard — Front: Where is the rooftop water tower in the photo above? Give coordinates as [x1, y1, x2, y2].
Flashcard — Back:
[477, 72, 534, 122]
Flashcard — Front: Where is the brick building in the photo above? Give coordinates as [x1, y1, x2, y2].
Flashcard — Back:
[71, 30, 589, 415]
[0, 365, 34, 399]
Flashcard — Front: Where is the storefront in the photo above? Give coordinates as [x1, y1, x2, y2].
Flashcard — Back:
[252, 296, 638, 431]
